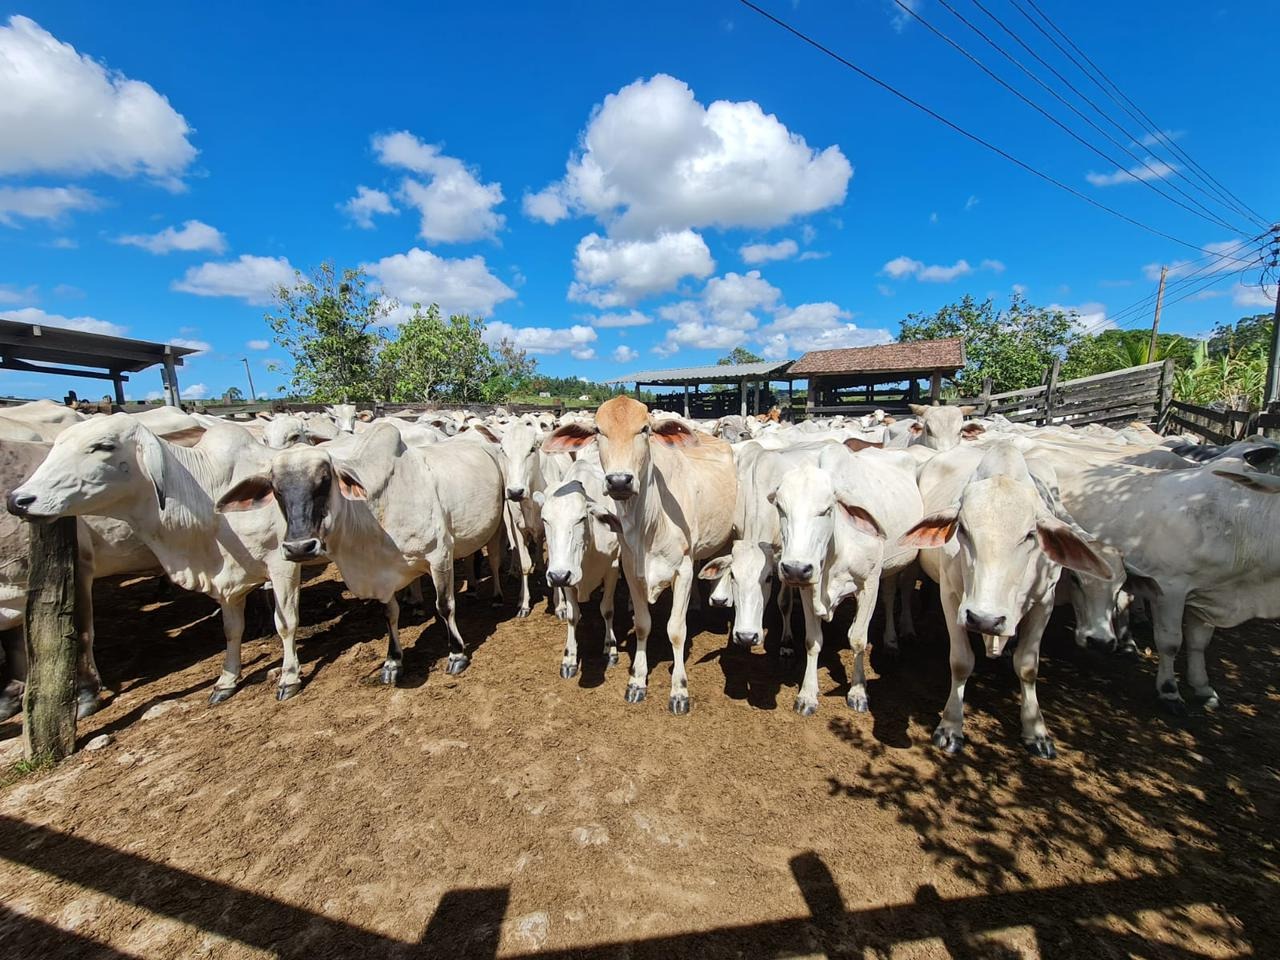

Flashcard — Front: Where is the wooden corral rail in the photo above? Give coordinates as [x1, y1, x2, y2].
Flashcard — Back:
[1165, 401, 1280, 444]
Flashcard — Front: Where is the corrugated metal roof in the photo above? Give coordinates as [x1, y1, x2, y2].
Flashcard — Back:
[601, 359, 794, 385]
[788, 337, 965, 376]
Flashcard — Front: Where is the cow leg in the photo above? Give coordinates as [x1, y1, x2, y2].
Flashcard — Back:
[877, 571, 899, 655]
[403, 576, 426, 614]
[74, 569, 103, 719]
[896, 570, 917, 643]
[1115, 591, 1136, 655]
[666, 559, 694, 715]
[271, 570, 303, 701]
[1183, 612, 1219, 708]
[560, 588, 581, 679]
[601, 564, 620, 668]
[794, 588, 823, 716]
[778, 582, 797, 660]
[431, 558, 470, 675]
[1014, 602, 1055, 758]
[624, 574, 651, 704]
[933, 582, 973, 753]
[513, 529, 534, 618]
[486, 531, 506, 605]
[209, 598, 246, 705]
[1150, 590, 1189, 713]
[460, 555, 476, 599]
[381, 596, 403, 685]
[0, 628, 24, 721]
[846, 575, 880, 713]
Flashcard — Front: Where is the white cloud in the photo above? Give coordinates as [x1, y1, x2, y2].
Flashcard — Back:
[52, 283, 83, 298]
[246, 339, 270, 350]
[590, 310, 651, 328]
[172, 255, 295, 306]
[169, 337, 211, 355]
[366, 248, 516, 318]
[183, 383, 210, 399]
[339, 186, 396, 229]
[964, 195, 979, 211]
[929, 212, 938, 224]
[918, 260, 973, 282]
[569, 230, 714, 307]
[0, 283, 36, 304]
[880, 255, 1005, 283]
[1011, 282, 1028, 295]
[529, 74, 851, 236]
[740, 238, 798, 264]
[484, 321, 597, 355]
[0, 306, 125, 337]
[116, 220, 226, 255]
[1086, 158, 1178, 187]
[796, 250, 829, 262]
[48, 237, 77, 249]
[1146, 239, 1256, 281]
[0, 185, 99, 226]
[1135, 129, 1181, 148]
[1233, 283, 1274, 309]
[654, 321, 746, 356]
[0, 16, 196, 183]
[372, 131, 504, 243]
[782, 325, 894, 353]
[890, 0, 922, 32]
[657, 270, 782, 337]
[759, 300, 892, 356]
[1052, 301, 1114, 333]
[613, 344, 639, 363]
[980, 258, 1006, 274]
[571, 347, 596, 360]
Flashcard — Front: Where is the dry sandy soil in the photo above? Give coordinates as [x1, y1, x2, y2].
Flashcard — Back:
[0, 564, 1276, 959]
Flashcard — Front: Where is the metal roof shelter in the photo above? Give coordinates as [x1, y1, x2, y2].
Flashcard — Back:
[0, 318, 198, 406]
[788, 337, 966, 416]
[603, 359, 795, 417]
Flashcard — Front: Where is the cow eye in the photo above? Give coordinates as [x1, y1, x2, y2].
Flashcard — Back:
[1023, 531, 1037, 543]
[89, 441, 116, 453]
[640, 424, 651, 435]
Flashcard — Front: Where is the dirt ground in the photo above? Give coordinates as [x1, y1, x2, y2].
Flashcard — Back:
[0, 564, 1276, 959]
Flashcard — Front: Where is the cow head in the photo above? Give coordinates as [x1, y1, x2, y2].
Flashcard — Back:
[1064, 540, 1127, 651]
[499, 420, 542, 502]
[261, 414, 313, 449]
[542, 396, 697, 501]
[538, 473, 616, 587]
[698, 539, 778, 647]
[908, 404, 983, 451]
[216, 446, 367, 561]
[771, 464, 886, 589]
[325, 404, 358, 434]
[899, 445, 1110, 655]
[6, 414, 168, 520]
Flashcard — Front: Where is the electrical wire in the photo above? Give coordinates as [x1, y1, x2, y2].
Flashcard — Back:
[734, 0, 1261, 259]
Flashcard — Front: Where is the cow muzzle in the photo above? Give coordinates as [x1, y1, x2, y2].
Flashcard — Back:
[779, 560, 815, 585]
[546, 569, 572, 587]
[962, 608, 1008, 637]
[282, 538, 325, 561]
[604, 472, 635, 500]
[5, 492, 36, 518]
[506, 487, 526, 502]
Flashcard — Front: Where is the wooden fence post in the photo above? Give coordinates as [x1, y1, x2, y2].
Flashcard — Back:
[1158, 357, 1175, 433]
[980, 377, 993, 416]
[1042, 359, 1061, 425]
[21, 517, 80, 761]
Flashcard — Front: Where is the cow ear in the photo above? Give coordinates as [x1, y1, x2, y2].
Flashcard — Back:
[255, 411, 274, 421]
[898, 508, 958, 547]
[844, 437, 883, 452]
[1123, 564, 1162, 598]
[652, 419, 698, 447]
[908, 403, 929, 417]
[960, 422, 985, 440]
[958, 405, 977, 416]
[1211, 465, 1280, 492]
[837, 501, 886, 539]
[1036, 517, 1113, 580]
[358, 410, 374, 422]
[217, 476, 274, 513]
[157, 425, 206, 447]
[470, 424, 500, 444]
[909, 422, 924, 437]
[588, 505, 621, 533]
[335, 466, 367, 500]
[1242, 445, 1280, 468]
[531, 490, 546, 507]
[543, 422, 596, 454]
[698, 555, 732, 580]
[766, 488, 777, 505]
[136, 428, 167, 511]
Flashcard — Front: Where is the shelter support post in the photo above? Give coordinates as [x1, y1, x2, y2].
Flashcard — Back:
[634, 382, 641, 400]
[683, 384, 690, 417]
[163, 355, 182, 408]
[112, 376, 125, 407]
[930, 373, 942, 402]
[22, 517, 80, 762]
[739, 379, 747, 417]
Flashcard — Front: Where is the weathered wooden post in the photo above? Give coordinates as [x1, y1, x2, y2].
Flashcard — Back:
[980, 377, 994, 416]
[21, 517, 80, 761]
[1158, 357, 1176, 433]
[1042, 359, 1061, 426]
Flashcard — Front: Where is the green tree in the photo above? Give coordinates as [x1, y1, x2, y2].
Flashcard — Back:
[378, 303, 507, 404]
[222, 386, 245, 402]
[482, 337, 538, 401]
[899, 293, 1076, 394]
[1062, 329, 1196, 380]
[265, 262, 391, 402]
[1207, 313, 1273, 360]
[718, 347, 764, 365]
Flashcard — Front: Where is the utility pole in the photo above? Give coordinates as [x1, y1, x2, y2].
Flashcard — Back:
[241, 358, 257, 401]
[1148, 265, 1168, 363]
[1265, 276, 1280, 411]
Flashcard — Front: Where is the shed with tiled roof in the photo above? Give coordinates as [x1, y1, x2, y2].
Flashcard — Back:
[789, 337, 966, 415]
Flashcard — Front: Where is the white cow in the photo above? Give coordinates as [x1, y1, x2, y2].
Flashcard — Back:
[498, 420, 550, 617]
[537, 460, 621, 678]
[218, 424, 506, 683]
[543, 397, 736, 714]
[6, 415, 306, 703]
[901, 442, 1111, 758]
[771, 445, 923, 715]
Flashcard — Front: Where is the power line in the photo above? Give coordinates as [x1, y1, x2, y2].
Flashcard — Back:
[734, 0, 1255, 259]
[1110, 264, 1259, 334]
[1012, 0, 1271, 231]
[938, 0, 1252, 235]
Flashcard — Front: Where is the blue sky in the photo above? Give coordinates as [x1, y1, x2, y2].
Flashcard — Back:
[0, 1, 1275, 401]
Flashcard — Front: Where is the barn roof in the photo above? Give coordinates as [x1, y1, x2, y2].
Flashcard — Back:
[601, 359, 794, 386]
[788, 337, 966, 377]
[0, 318, 199, 375]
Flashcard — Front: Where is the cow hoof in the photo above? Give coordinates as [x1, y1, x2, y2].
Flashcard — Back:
[931, 729, 965, 754]
[208, 686, 236, 706]
[1192, 689, 1221, 711]
[624, 683, 646, 704]
[845, 691, 869, 713]
[793, 697, 818, 717]
[380, 663, 400, 685]
[516, 606, 531, 619]
[489, 595, 504, 608]
[668, 693, 690, 715]
[1024, 736, 1057, 759]
[0, 696, 20, 722]
[446, 654, 470, 676]
[1159, 695, 1188, 717]
[1086, 636, 1117, 654]
[778, 644, 796, 660]
[559, 661, 579, 680]
[1117, 638, 1139, 657]
[76, 692, 102, 720]
[604, 649, 619, 668]
[276, 682, 302, 702]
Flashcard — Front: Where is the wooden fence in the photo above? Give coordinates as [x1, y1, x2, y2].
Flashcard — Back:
[954, 359, 1173, 429]
[1164, 400, 1280, 444]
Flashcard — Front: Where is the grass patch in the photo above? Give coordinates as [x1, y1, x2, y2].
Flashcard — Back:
[0, 751, 58, 789]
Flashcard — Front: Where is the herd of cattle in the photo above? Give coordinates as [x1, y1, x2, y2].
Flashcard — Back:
[0, 394, 1276, 760]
